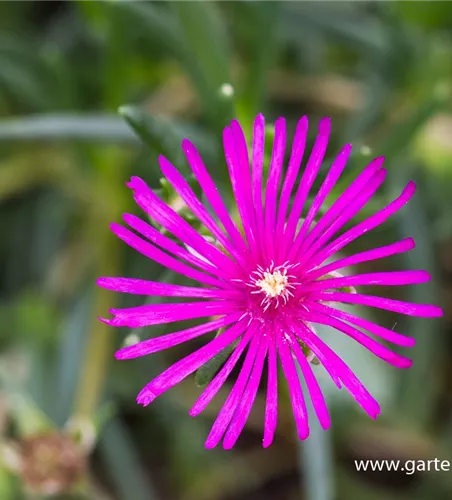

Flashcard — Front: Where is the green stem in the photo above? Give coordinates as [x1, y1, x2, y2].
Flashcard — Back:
[73, 148, 126, 419]
[297, 365, 334, 500]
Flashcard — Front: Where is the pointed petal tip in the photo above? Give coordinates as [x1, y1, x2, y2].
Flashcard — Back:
[432, 306, 444, 317]
[420, 270, 432, 283]
[414, 304, 443, 318]
[125, 175, 142, 190]
[222, 438, 236, 450]
[275, 116, 286, 128]
[158, 154, 172, 170]
[222, 125, 233, 144]
[262, 436, 274, 449]
[121, 213, 135, 225]
[298, 428, 310, 441]
[188, 406, 202, 418]
[406, 180, 417, 194]
[406, 237, 416, 250]
[318, 117, 331, 134]
[114, 348, 131, 360]
[136, 388, 156, 407]
[254, 113, 265, 124]
[368, 402, 381, 419]
[230, 118, 243, 130]
[370, 409, 381, 420]
[181, 137, 194, 151]
[98, 316, 111, 325]
[404, 337, 416, 348]
[96, 277, 106, 288]
[320, 419, 332, 431]
[368, 155, 385, 166]
[204, 439, 218, 450]
[401, 358, 414, 369]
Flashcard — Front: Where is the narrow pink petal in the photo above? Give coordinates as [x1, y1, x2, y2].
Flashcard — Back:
[282, 118, 331, 256]
[299, 155, 385, 254]
[181, 139, 250, 259]
[301, 270, 431, 292]
[204, 333, 261, 449]
[97, 277, 238, 299]
[276, 116, 308, 242]
[136, 319, 248, 406]
[291, 143, 352, 257]
[311, 302, 415, 347]
[251, 114, 265, 249]
[304, 238, 415, 281]
[303, 308, 412, 368]
[223, 335, 269, 449]
[286, 319, 342, 389]
[263, 336, 278, 448]
[110, 223, 227, 289]
[123, 213, 219, 274]
[264, 118, 286, 260]
[295, 320, 380, 418]
[286, 330, 331, 429]
[294, 168, 387, 264]
[230, 120, 263, 261]
[159, 156, 247, 273]
[306, 181, 417, 271]
[277, 329, 309, 440]
[223, 125, 257, 252]
[115, 313, 241, 359]
[127, 176, 234, 271]
[101, 300, 239, 329]
[314, 291, 443, 317]
[189, 321, 257, 417]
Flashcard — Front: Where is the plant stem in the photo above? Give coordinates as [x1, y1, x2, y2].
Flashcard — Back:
[73, 148, 126, 419]
[297, 365, 334, 500]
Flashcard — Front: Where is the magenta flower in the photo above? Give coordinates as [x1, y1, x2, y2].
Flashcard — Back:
[98, 115, 442, 449]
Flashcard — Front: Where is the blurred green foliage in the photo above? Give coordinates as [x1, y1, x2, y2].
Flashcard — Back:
[0, 1, 451, 500]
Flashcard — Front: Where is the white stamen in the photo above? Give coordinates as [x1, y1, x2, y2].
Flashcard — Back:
[255, 270, 289, 298]
[248, 262, 299, 311]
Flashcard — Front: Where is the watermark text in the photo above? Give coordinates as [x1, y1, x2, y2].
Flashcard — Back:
[354, 458, 450, 475]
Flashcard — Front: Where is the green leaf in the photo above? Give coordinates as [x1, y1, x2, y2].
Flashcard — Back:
[102, 1, 185, 59]
[235, 1, 282, 129]
[119, 105, 217, 172]
[195, 328, 240, 387]
[171, 1, 234, 130]
[282, 2, 387, 55]
[0, 112, 218, 176]
[99, 417, 160, 500]
[53, 292, 92, 426]
[0, 113, 137, 142]
[105, 2, 234, 130]
[0, 34, 59, 110]
[119, 105, 185, 172]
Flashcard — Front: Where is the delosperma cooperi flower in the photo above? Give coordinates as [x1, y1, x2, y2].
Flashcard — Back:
[97, 115, 443, 449]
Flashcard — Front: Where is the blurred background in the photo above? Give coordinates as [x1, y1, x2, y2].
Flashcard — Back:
[0, 1, 451, 499]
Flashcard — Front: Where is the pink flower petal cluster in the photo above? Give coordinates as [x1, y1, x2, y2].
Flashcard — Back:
[98, 115, 442, 448]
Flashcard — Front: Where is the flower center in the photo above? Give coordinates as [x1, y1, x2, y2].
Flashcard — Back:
[247, 261, 300, 312]
[255, 270, 288, 298]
